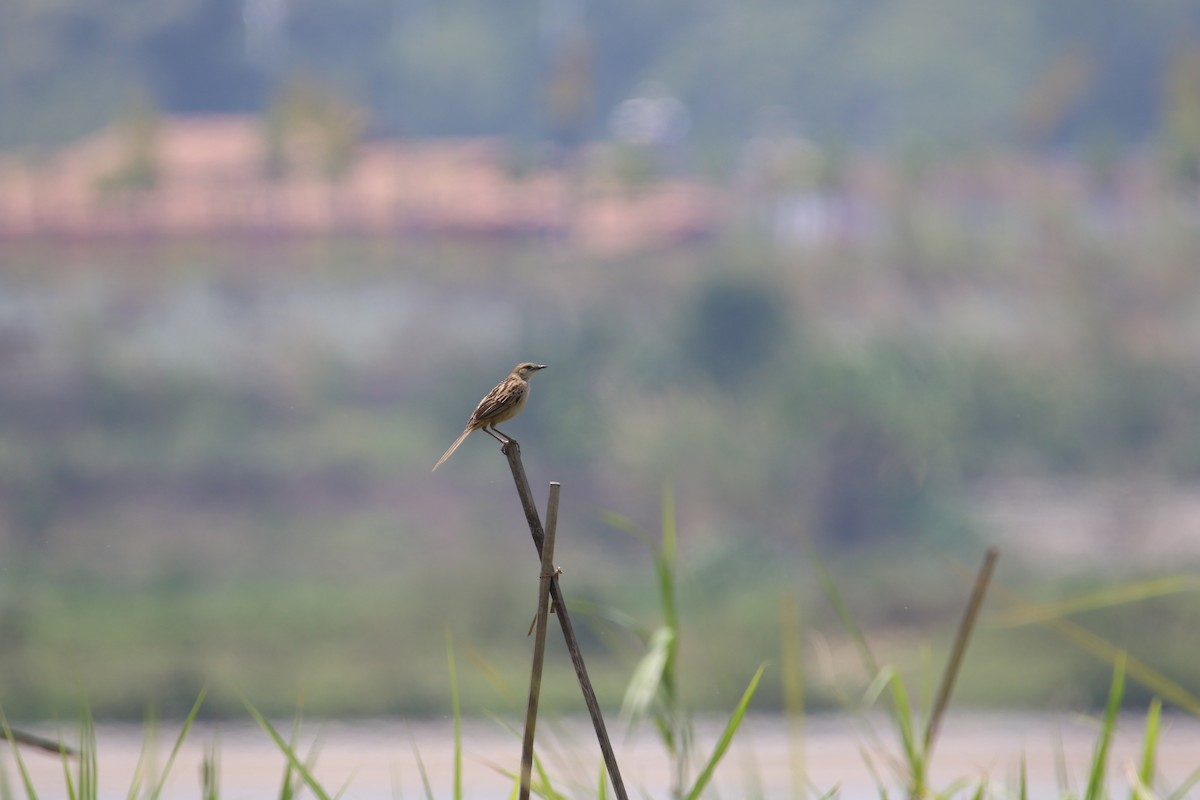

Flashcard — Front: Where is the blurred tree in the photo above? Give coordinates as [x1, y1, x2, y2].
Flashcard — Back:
[1016, 45, 1095, 147]
[93, 95, 162, 197]
[541, 0, 595, 151]
[262, 77, 366, 182]
[0, 0, 187, 146]
[3, 0, 1200, 148]
[1161, 43, 1200, 188]
[812, 414, 929, 550]
[789, 343, 974, 551]
[378, 0, 536, 136]
[682, 276, 790, 384]
[545, 38, 594, 144]
[8, 463, 64, 555]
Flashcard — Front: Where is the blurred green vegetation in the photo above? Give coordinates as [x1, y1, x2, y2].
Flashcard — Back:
[3, 1, 1200, 150]
[0, 537, 1197, 722]
[0, 167, 1198, 720]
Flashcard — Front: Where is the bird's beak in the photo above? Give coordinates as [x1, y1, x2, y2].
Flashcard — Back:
[535, 364, 547, 370]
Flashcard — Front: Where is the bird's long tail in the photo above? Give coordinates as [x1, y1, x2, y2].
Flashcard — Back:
[432, 426, 473, 471]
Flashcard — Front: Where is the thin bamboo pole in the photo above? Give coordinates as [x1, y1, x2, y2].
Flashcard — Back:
[924, 546, 1000, 756]
[519, 482, 561, 799]
[502, 442, 628, 800]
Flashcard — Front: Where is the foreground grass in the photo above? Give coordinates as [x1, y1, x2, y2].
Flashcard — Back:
[3, 698, 1198, 799]
[4, 496, 1200, 797]
[3, 618, 1197, 798]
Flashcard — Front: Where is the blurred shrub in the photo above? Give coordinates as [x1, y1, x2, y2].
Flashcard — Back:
[812, 411, 942, 550]
[93, 95, 161, 197]
[681, 275, 791, 384]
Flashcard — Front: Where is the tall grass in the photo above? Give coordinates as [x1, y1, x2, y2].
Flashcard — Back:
[604, 486, 768, 799]
[2, 517, 1199, 798]
[800, 554, 1200, 799]
[0, 651, 1191, 799]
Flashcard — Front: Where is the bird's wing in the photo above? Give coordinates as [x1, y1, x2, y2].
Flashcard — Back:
[472, 380, 526, 425]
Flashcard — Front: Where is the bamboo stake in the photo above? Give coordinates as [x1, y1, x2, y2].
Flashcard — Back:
[924, 546, 1000, 756]
[519, 482, 561, 799]
[502, 442, 628, 800]
[3, 727, 74, 757]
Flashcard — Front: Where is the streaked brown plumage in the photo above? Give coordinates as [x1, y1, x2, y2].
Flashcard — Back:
[432, 362, 547, 471]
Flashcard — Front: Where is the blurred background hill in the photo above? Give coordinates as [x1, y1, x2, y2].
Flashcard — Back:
[1, 0, 1200, 722]
[3, 0, 1200, 150]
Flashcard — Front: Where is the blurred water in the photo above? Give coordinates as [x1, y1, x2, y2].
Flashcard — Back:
[5, 713, 1199, 799]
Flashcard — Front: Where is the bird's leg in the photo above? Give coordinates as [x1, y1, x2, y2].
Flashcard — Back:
[490, 426, 518, 445]
[482, 426, 508, 444]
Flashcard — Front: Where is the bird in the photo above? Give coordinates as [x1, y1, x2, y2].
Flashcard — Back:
[432, 362, 547, 471]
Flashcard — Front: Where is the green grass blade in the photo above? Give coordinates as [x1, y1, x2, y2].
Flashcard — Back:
[126, 707, 154, 800]
[655, 486, 679, 701]
[446, 629, 463, 800]
[993, 585, 1200, 717]
[277, 710, 301, 800]
[655, 557, 678, 674]
[653, 713, 679, 758]
[621, 626, 675, 723]
[858, 666, 924, 791]
[1167, 764, 1200, 800]
[608, 488, 688, 792]
[1084, 653, 1126, 800]
[598, 762, 608, 800]
[409, 733, 436, 800]
[809, 546, 880, 678]
[532, 750, 568, 800]
[483, 752, 567, 800]
[918, 642, 934, 721]
[604, 492, 678, 635]
[466, 645, 519, 709]
[243, 697, 334, 800]
[858, 743, 888, 799]
[1053, 725, 1072, 798]
[884, 671, 923, 795]
[79, 705, 97, 800]
[1, 757, 16, 800]
[660, 483, 677, 566]
[1135, 697, 1162, 800]
[600, 511, 655, 552]
[862, 666, 896, 708]
[332, 772, 356, 800]
[1126, 768, 1157, 800]
[991, 575, 1200, 628]
[148, 685, 207, 800]
[779, 590, 806, 799]
[202, 734, 220, 800]
[60, 735, 77, 800]
[284, 703, 319, 800]
[566, 597, 648, 641]
[683, 662, 766, 800]
[0, 710, 40, 800]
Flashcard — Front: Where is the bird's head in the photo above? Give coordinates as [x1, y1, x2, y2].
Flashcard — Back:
[514, 362, 547, 379]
